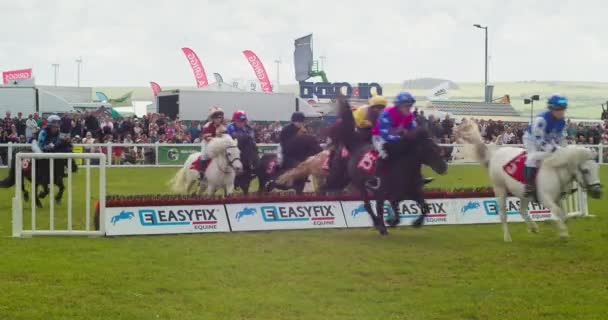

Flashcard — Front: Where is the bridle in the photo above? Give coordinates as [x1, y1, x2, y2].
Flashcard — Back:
[576, 164, 602, 190]
[222, 145, 242, 173]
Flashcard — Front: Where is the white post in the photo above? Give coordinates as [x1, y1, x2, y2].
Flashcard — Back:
[30, 158, 36, 231]
[12, 197, 22, 237]
[107, 143, 112, 166]
[99, 154, 106, 235]
[7, 142, 12, 167]
[67, 160, 73, 231]
[85, 158, 91, 231]
[155, 142, 159, 165]
[49, 159, 54, 230]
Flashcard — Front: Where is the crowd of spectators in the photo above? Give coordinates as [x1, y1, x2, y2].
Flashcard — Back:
[0, 109, 606, 165]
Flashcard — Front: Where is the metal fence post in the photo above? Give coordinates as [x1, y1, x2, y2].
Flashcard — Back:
[155, 142, 159, 165]
[7, 142, 12, 168]
[107, 143, 112, 166]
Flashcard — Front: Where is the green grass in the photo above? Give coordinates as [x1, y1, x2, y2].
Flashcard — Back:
[1, 166, 607, 320]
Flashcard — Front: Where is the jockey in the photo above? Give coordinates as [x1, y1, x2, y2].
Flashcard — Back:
[371, 92, 417, 159]
[199, 107, 226, 176]
[353, 94, 388, 141]
[523, 94, 568, 196]
[278, 111, 306, 168]
[226, 110, 254, 139]
[37, 115, 62, 152]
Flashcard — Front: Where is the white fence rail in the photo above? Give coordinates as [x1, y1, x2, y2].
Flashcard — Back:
[12, 153, 106, 237]
[0, 143, 605, 168]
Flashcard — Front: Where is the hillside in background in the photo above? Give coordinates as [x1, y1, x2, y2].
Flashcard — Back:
[95, 81, 608, 119]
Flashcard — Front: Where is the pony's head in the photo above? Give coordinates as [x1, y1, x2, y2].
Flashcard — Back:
[389, 129, 448, 175]
[207, 134, 243, 173]
[544, 146, 603, 198]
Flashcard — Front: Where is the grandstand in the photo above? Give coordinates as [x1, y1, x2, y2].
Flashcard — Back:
[427, 100, 523, 121]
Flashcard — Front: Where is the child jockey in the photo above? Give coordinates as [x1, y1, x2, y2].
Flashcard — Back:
[523, 94, 568, 197]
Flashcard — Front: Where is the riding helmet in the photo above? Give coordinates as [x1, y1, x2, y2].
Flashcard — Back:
[232, 110, 247, 121]
[547, 94, 568, 110]
[394, 92, 416, 106]
[291, 112, 305, 122]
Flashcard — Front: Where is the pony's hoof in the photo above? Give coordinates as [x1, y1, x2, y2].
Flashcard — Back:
[377, 228, 389, 236]
[412, 216, 425, 228]
[387, 218, 400, 228]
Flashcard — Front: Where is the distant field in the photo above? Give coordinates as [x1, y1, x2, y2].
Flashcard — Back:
[96, 81, 608, 119]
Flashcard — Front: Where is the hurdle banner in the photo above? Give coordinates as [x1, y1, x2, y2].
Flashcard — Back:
[105, 204, 230, 236]
[342, 199, 456, 227]
[226, 201, 347, 232]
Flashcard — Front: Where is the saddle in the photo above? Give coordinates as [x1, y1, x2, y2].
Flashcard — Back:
[190, 155, 211, 173]
[503, 151, 538, 184]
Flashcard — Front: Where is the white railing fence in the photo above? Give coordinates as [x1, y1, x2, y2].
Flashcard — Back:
[0, 143, 605, 168]
[12, 153, 106, 237]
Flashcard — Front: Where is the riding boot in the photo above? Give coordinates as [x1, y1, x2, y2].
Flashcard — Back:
[524, 166, 537, 198]
[199, 159, 211, 180]
[423, 177, 434, 185]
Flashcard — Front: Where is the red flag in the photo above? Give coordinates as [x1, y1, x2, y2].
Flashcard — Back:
[150, 82, 162, 97]
[181, 48, 208, 87]
[2, 68, 32, 84]
[242, 50, 272, 93]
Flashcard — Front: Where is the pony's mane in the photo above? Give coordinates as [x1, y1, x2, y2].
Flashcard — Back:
[542, 145, 595, 168]
[206, 134, 237, 158]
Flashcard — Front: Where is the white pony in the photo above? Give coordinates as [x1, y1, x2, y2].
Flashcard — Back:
[456, 120, 603, 241]
[170, 134, 243, 196]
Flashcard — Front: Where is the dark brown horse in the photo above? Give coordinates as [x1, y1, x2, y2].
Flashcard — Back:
[347, 129, 447, 235]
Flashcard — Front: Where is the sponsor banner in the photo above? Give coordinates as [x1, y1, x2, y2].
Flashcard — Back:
[256, 144, 279, 156]
[342, 200, 455, 228]
[181, 47, 209, 87]
[105, 205, 230, 236]
[2, 68, 32, 84]
[226, 201, 347, 231]
[455, 198, 555, 224]
[242, 50, 272, 92]
[150, 81, 162, 97]
[158, 145, 201, 165]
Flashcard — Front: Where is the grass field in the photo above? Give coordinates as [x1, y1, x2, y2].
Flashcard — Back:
[1, 166, 607, 320]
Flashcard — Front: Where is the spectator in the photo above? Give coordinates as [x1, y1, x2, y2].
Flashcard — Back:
[3, 112, 13, 133]
[25, 114, 38, 140]
[14, 112, 26, 136]
[8, 124, 18, 143]
[60, 112, 73, 134]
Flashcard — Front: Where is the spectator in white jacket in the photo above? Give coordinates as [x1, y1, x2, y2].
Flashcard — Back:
[25, 114, 38, 141]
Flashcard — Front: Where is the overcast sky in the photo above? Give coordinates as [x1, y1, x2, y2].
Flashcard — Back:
[1, 0, 606, 87]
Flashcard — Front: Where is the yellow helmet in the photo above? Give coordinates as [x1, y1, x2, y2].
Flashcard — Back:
[368, 95, 387, 108]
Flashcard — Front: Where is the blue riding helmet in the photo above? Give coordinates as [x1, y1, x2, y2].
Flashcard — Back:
[547, 94, 568, 110]
[394, 92, 416, 106]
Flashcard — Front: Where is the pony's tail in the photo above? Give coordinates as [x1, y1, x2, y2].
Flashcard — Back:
[276, 151, 328, 186]
[169, 166, 188, 194]
[454, 119, 490, 168]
